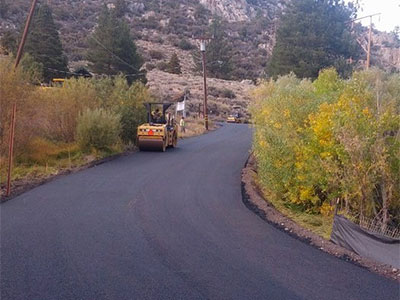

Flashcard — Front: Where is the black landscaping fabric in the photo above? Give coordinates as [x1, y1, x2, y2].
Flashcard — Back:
[331, 215, 400, 268]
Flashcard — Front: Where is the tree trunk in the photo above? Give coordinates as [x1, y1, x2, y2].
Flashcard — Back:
[381, 181, 392, 231]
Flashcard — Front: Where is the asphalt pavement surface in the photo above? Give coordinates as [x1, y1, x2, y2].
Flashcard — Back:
[1, 124, 399, 300]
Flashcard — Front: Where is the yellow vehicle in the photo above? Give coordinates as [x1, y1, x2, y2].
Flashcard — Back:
[227, 114, 241, 123]
[137, 103, 178, 152]
[52, 78, 65, 84]
[39, 78, 65, 91]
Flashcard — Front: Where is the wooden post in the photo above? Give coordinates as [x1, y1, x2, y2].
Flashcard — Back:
[202, 50, 209, 130]
[6, 103, 17, 197]
[366, 16, 372, 70]
[14, 0, 39, 69]
[5, 0, 38, 197]
[199, 103, 202, 118]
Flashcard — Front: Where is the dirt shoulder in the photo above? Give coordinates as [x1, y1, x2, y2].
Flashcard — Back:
[0, 151, 136, 203]
[241, 155, 400, 282]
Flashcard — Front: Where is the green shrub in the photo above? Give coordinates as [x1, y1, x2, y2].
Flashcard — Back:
[221, 88, 236, 99]
[146, 63, 156, 71]
[166, 53, 182, 74]
[156, 61, 168, 71]
[149, 50, 164, 60]
[252, 68, 400, 226]
[208, 86, 236, 99]
[177, 39, 195, 50]
[110, 79, 150, 144]
[76, 108, 121, 152]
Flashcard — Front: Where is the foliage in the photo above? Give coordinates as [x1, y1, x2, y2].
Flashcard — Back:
[149, 50, 164, 60]
[87, 5, 146, 84]
[0, 58, 36, 157]
[113, 0, 127, 18]
[156, 61, 168, 72]
[208, 86, 236, 99]
[145, 63, 156, 71]
[76, 108, 121, 152]
[73, 66, 92, 78]
[24, 4, 68, 82]
[1, 57, 150, 167]
[268, 0, 360, 79]
[167, 53, 182, 74]
[20, 53, 44, 84]
[176, 38, 195, 51]
[0, 30, 18, 54]
[252, 68, 400, 227]
[0, 0, 9, 18]
[108, 77, 151, 144]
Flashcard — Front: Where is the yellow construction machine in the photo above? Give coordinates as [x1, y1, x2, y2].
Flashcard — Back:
[137, 103, 178, 152]
[227, 113, 241, 123]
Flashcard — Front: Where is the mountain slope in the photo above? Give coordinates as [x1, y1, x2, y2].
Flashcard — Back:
[1, 0, 399, 76]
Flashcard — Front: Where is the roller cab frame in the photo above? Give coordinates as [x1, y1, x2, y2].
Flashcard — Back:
[227, 113, 241, 123]
[137, 103, 178, 152]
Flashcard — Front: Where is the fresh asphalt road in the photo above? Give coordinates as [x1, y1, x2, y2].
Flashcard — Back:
[1, 124, 398, 300]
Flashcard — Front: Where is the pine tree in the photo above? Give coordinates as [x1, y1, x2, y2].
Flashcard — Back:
[0, 0, 8, 18]
[24, 4, 68, 82]
[114, 0, 127, 18]
[87, 6, 145, 84]
[167, 53, 182, 74]
[193, 18, 233, 79]
[268, 0, 360, 79]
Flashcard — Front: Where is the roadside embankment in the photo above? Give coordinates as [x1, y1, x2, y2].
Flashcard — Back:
[241, 154, 400, 282]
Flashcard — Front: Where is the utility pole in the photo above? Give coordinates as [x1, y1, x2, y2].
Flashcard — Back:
[6, 104, 16, 197]
[195, 37, 212, 130]
[200, 40, 208, 130]
[5, 0, 37, 197]
[350, 13, 381, 70]
[14, 0, 38, 68]
[366, 16, 373, 69]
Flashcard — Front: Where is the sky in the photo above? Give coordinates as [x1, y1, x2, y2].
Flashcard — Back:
[350, 0, 400, 32]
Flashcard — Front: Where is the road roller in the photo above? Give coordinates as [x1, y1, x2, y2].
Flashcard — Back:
[137, 103, 178, 152]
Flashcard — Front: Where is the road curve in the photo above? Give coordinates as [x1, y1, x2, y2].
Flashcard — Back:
[1, 124, 398, 300]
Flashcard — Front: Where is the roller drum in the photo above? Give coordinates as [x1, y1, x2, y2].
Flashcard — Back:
[138, 137, 165, 152]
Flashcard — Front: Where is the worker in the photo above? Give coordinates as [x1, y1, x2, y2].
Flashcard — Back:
[180, 117, 186, 133]
[152, 108, 162, 123]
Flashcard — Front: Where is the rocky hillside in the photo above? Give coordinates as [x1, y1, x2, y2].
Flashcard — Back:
[0, 0, 282, 78]
[1, 0, 399, 75]
[370, 31, 400, 72]
[1, 0, 399, 117]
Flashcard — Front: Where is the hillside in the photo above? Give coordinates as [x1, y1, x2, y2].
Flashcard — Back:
[1, 1, 399, 73]
[0, 0, 282, 78]
[1, 0, 399, 117]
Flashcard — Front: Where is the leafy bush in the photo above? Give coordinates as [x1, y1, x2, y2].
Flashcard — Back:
[149, 50, 164, 60]
[145, 63, 156, 71]
[156, 61, 168, 71]
[38, 77, 99, 142]
[1, 57, 151, 184]
[252, 68, 400, 226]
[208, 86, 236, 99]
[109, 78, 150, 144]
[221, 88, 236, 99]
[176, 38, 195, 50]
[166, 53, 182, 74]
[76, 108, 121, 152]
